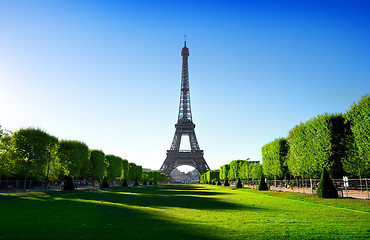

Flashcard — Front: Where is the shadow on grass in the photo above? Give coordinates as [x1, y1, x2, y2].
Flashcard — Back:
[56, 184, 263, 211]
[1, 195, 219, 239]
[0, 185, 268, 239]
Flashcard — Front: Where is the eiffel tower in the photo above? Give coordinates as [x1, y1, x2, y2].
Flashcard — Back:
[160, 37, 210, 176]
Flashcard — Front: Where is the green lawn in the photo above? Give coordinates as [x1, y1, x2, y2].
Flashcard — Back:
[0, 184, 369, 239]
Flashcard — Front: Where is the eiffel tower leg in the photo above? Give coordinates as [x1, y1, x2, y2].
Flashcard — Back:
[160, 156, 175, 176]
[170, 129, 182, 151]
[188, 130, 200, 151]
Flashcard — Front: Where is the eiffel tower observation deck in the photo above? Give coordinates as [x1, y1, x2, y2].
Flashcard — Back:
[160, 37, 210, 176]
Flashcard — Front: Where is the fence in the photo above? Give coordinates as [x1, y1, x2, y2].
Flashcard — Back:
[0, 179, 165, 193]
[0, 179, 100, 192]
[240, 178, 370, 199]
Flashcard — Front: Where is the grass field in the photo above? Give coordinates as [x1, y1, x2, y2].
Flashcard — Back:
[0, 184, 369, 239]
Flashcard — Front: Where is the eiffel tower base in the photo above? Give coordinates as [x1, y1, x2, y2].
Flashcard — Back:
[160, 150, 210, 176]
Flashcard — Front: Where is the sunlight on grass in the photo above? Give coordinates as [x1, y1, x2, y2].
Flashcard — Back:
[53, 197, 165, 214]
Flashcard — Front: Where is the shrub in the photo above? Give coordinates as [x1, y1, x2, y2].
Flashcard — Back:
[101, 177, 109, 188]
[122, 179, 128, 187]
[317, 168, 338, 198]
[63, 176, 75, 191]
[236, 178, 243, 188]
[286, 114, 348, 179]
[224, 179, 230, 186]
[257, 174, 268, 190]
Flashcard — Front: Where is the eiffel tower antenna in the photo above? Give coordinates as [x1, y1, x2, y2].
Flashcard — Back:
[160, 38, 210, 176]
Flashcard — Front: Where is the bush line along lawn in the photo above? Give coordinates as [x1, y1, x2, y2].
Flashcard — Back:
[0, 184, 369, 239]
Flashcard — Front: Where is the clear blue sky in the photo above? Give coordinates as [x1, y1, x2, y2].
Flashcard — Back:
[1, 0, 369, 172]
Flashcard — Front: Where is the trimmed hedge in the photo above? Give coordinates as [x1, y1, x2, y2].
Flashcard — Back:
[101, 177, 109, 188]
[262, 95, 369, 179]
[317, 168, 338, 198]
[262, 138, 288, 179]
[63, 176, 75, 191]
[257, 174, 268, 190]
[236, 178, 243, 188]
[224, 179, 230, 186]
[344, 94, 370, 177]
[286, 113, 349, 178]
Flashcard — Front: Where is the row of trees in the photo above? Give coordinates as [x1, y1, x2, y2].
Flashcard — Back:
[199, 170, 219, 183]
[0, 127, 145, 182]
[262, 94, 370, 179]
[142, 171, 170, 183]
[200, 160, 263, 184]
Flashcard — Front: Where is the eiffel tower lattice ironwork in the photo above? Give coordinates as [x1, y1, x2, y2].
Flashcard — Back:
[160, 37, 210, 176]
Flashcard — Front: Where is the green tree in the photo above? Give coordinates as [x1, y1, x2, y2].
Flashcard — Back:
[262, 138, 288, 179]
[122, 159, 129, 180]
[286, 122, 307, 177]
[287, 114, 348, 178]
[11, 128, 58, 180]
[344, 94, 370, 177]
[219, 164, 230, 181]
[57, 140, 89, 178]
[205, 170, 219, 183]
[0, 126, 14, 177]
[106, 155, 123, 180]
[249, 161, 262, 180]
[128, 162, 137, 181]
[88, 150, 105, 180]
[228, 160, 247, 180]
[135, 165, 143, 181]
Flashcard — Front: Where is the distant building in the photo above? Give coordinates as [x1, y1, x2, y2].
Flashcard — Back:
[170, 168, 200, 183]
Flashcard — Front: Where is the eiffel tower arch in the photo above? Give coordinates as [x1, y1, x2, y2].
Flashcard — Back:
[160, 37, 210, 176]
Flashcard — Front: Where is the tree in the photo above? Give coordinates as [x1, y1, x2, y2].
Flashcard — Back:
[142, 170, 167, 183]
[128, 162, 137, 181]
[249, 161, 263, 180]
[135, 165, 143, 181]
[106, 155, 123, 180]
[11, 128, 58, 180]
[344, 94, 370, 178]
[286, 114, 348, 178]
[220, 164, 230, 181]
[122, 159, 129, 181]
[205, 170, 220, 183]
[262, 138, 288, 179]
[57, 140, 89, 179]
[88, 150, 105, 180]
[0, 126, 15, 177]
[228, 160, 247, 181]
